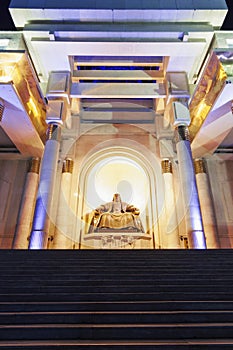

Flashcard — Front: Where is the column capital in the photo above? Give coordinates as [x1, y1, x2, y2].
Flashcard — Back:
[46, 71, 71, 105]
[62, 158, 74, 174]
[174, 124, 190, 143]
[46, 123, 62, 141]
[161, 159, 173, 174]
[172, 99, 190, 127]
[29, 157, 41, 174]
[194, 158, 207, 174]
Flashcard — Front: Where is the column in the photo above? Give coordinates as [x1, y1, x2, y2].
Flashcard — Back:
[53, 158, 74, 249]
[161, 159, 180, 248]
[13, 158, 40, 249]
[29, 123, 61, 249]
[194, 158, 219, 248]
[175, 125, 206, 249]
[0, 98, 4, 122]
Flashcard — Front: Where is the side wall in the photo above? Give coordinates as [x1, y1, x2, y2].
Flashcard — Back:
[207, 157, 233, 248]
[0, 159, 28, 248]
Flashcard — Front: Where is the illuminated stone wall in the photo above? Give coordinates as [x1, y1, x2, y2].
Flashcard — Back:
[0, 159, 28, 248]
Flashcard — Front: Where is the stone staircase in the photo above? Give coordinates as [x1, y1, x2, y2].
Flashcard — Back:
[0, 249, 233, 348]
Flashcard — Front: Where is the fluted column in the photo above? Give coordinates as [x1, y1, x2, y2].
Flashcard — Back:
[13, 158, 40, 249]
[161, 159, 180, 248]
[29, 123, 61, 249]
[53, 158, 74, 249]
[175, 125, 206, 249]
[194, 159, 219, 248]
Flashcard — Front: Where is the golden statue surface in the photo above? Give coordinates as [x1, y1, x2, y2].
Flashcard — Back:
[87, 193, 144, 233]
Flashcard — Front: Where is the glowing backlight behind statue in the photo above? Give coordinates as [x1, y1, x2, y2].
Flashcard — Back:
[85, 156, 149, 213]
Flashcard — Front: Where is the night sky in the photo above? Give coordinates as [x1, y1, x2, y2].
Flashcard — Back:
[0, 0, 233, 30]
[1, 0, 15, 30]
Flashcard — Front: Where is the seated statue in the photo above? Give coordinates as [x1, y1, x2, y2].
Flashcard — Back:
[88, 193, 144, 233]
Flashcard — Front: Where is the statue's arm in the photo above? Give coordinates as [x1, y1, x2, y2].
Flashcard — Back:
[126, 204, 140, 215]
[95, 204, 106, 214]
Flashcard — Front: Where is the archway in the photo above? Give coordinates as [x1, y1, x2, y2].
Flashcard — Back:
[76, 144, 163, 249]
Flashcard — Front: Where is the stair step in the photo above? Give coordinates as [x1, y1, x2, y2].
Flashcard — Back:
[1, 249, 233, 347]
[0, 339, 233, 349]
[1, 286, 232, 295]
[1, 300, 233, 312]
[0, 310, 233, 324]
[1, 292, 233, 302]
[1, 323, 233, 341]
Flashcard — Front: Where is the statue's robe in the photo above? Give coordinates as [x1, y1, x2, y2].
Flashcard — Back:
[89, 200, 143, 232]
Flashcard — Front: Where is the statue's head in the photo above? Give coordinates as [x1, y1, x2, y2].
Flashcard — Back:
[113, 193, 121, 202]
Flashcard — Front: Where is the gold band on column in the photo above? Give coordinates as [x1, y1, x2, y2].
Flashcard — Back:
[46, 123, 61, 141]
[29, 157, 41, 174]
[161, 159, 173, 174]
[0, 99, 4, 122]
[174, 125, 190, 143]
[62, 158, 74, 174]
[194, 158, 207, 174]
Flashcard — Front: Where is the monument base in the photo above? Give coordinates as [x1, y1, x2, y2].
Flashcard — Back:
[83, 231, 151, 249]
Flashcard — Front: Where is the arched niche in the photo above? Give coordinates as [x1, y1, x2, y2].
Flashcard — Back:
[75, 142, 164, 249]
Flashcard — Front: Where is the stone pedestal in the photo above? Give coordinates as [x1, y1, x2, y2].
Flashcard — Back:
[83, 232, 151, 249]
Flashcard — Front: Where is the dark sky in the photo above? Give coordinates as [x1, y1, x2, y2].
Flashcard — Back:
[1, 0, 15, 30]
[222, 0, 233, 30]
[0, 0, 233, 30]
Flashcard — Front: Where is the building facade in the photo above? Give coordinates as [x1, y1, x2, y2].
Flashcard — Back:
[0, 0, 233, 249]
